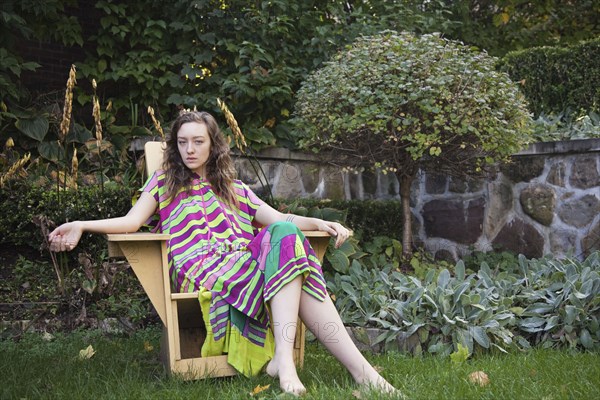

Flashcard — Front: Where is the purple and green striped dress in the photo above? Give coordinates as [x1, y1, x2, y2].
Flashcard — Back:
[141, 170, 327, 359]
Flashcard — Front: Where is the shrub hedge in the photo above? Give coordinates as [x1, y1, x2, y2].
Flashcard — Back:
[277, 198, 404, 244]
[1, 184, 404, 260]
[499, 38, 600, 117]
[0, 183, 134, 255]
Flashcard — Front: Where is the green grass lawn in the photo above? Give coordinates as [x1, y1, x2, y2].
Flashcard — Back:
[1, 325, 598, 399]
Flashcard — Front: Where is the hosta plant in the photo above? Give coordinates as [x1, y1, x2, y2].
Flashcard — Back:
[328, 251, 600, 355]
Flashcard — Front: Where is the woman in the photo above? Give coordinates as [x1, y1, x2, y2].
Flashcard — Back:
[49, 111, 396, 396]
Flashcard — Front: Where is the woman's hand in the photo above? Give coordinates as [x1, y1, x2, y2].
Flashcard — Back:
[48, 222, 83, 252]
[315, 220, 351, 248]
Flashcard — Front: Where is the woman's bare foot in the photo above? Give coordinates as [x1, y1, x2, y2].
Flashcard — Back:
[354, 366, 399, 396]
[266, 356, 306, 396]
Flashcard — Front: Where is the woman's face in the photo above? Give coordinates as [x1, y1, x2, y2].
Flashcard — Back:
[177, 121, 212, 176]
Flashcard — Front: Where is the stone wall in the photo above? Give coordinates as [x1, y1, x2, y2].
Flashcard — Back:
[236, 138, 600, 260]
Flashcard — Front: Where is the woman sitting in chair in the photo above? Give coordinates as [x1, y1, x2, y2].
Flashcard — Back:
[49, 110, 397, 396]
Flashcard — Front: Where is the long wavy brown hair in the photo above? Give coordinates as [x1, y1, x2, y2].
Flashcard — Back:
[163, 111, 238, 207]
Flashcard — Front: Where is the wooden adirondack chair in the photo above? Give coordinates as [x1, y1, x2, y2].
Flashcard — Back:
[107, 141, 331, 379]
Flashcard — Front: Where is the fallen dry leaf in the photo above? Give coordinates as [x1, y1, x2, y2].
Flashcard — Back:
[78, 344, 96, 360]
[468, 371, 490, 387]
[250, 384, 270, 396]
[144, 341, 154, 352]
[529, 368, 537, 377]
[351, 389, 362, 399]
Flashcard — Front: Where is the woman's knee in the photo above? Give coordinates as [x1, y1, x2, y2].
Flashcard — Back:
[269, 221, 300, 232]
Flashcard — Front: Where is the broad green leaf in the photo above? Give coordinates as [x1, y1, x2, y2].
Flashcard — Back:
[455, 260, 465, 281]
[471, 326, 490, 348]
[543, 316, 559, 330]
[320, 207, 347, 222]
[82, 279, 97, 295]
[424, 269, 436, 284]
[67, 123, 93, 143]
[564, 305, 578, 325]
[336, 239, 357, 257]
[450, 343, 470, 363]
[520, 317, 547, 332]
[525, 303, 554, 315]
[408, 287, 424, 303]
[38, 141, 65, 162]
[327, 250, 350, 274]
[15, 116, 49, 141]
[340, 281, 354, 296]
[437, 269, 450, 289]
[511, 307, 527, 318]
[580, 329, 593, 349]
[453, 281, 470, 304]
[98, 58, 107, 73]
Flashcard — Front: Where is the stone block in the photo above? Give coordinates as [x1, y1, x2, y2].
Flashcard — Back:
[425, 173, 447, 194]
[279, 163, 303, 188]
[362, 170, 378, 198]
[449, 177, 468, 193]
[322, 167, 345, 200]
[581, 220, 600, 258]
[569, 156, 600, 189]
[376, 173, 400, 199]
[422, 197, 485, 244]
[546, 160, 566, 187]
[519, 184, 556, 226]
[485, 179, 513, 237]
[550, 229, 577, 255]
[501, 156, 545, 183]
[492, 218, 544, 258]
[347, 172, 362, 200]
[449, 176, 485, 194]
[272, 163, 304, 199]
[301, 164, 320, 193]
[557, 194, 600, 228]
[235, 158, 260, 185]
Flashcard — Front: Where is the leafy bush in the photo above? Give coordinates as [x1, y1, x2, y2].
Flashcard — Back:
[0, 182, 151, 326]
[531, 111, 600, 142]
[0, 182, 133, 249]
[329, 252, 600, 355]
[278, 198, 404, 244]
[499, 38, 600, 118]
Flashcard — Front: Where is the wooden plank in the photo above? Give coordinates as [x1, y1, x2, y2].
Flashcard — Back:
[172, 355, 237, 379]
[107, 241, 124, 257]
[145, 141, 167, 174]
[172, 292, 200, 300]
[107, 232, 170, 241]
[301, 230, 331, 237]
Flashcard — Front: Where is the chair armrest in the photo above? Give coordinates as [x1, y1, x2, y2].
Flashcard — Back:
[107, 232, 171, 241]
[107, 230, 339, 260]
[299, 230, 331, 237]
[107, 232, 170, 257]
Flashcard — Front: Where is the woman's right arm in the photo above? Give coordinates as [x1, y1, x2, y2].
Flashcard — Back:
[48, 191, 158, 252]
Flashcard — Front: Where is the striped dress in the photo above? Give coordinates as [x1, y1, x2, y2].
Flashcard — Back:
[141, 170, 327, 372]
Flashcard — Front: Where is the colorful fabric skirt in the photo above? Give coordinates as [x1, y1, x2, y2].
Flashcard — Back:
[176, 221, 327, 376]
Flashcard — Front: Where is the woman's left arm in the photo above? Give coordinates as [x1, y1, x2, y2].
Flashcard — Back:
[254, 203, 350, 248]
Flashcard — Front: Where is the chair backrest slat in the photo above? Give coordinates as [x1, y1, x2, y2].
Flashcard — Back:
[145, 141, 166, 175]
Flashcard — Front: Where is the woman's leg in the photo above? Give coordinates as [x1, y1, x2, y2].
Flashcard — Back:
[266, 275, 306, 395]
[299, 292, 396, 393]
